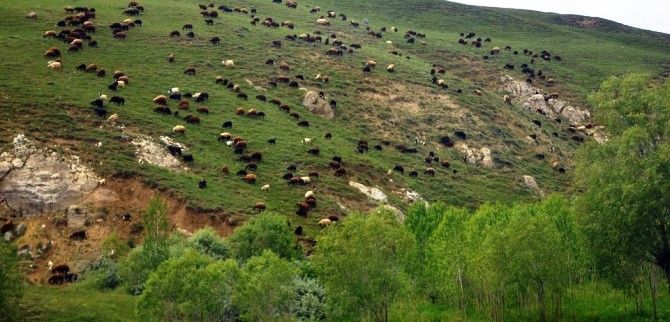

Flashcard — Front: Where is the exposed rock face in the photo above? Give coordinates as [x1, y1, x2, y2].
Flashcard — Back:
[349, 181, 387, 203]
[458, 144, 494, 167]
[66, 205, 90, 229]
[499, 75, 591, 125]
[303, 91, 335, 119]
[131, 135, 185, 171]
[523, 94, 554, 117]
[0, 135, 100, 217]
[523, 175, 543, 196]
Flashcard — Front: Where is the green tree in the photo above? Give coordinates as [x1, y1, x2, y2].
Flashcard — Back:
[228, 214, 296, 262]
[120, 196, 171, 295]
[236, 250, 297, 321]
[575, 74, 670, 291]
[425, 206, 470, 310]
[141, 196, 171, 266]
[137, 251, 241, 321]
[404, 203, 447, 301]
[312, 209, 416, 322]
[0, 242, 22, 322]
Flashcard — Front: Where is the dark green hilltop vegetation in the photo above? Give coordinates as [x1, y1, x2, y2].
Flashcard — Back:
[1, 0, 670, 320]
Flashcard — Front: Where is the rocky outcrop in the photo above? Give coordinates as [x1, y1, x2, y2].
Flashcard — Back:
[66, 205, 90, 229]
[458, 144, 494, 167]
[499, 75, 591, 125]
[303, 91, 335, 119]
[131, 135, 186, 171]
[523, 94, 554, 117]
[349, 181, 387, 203]
[0, 135, 100, 217]
[522, 175, 543, 197]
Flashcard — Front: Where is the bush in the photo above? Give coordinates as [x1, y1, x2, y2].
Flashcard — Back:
[188, 227, 230, 260]
[228, 214, 296, 262]
[292, 276, 327, 321]
[78, 256, 123, 290]
[136, 251, 241, 321]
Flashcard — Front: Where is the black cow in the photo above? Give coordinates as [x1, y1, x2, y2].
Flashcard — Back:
[52, 264, 70, 274]
[94, 107, 107, 118]
[183, 154, 194, 162]
[167, 145, 182, 156]
[222, 121, 233, 129]
[69, 230, 87, 240]
[110, 96, 125, 105]
[454, 131, 467, 139]
[91, 99, 104, 108]
[198, 179, 207, 189]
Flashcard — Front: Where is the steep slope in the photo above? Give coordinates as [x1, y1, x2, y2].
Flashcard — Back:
[0, 0, 668, 242]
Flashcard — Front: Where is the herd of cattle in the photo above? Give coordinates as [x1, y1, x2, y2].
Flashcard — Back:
[33, 0, 578, 285]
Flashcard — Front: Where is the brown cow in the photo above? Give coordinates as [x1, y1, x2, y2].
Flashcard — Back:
[243, 174, 257, 184]
[252, 202, 266, 212]
[334, 167, 347, 176]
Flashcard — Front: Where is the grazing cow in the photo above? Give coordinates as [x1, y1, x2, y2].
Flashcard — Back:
[424, 167, 436, 177]
[198, 179, 207, 189]
[294, 225, 303, 235]
[122, 213, 132, 221]
[454, 131, 467, 139]
[308, 148, 320, 155]
[324, 133, 332, 139]
[244, 174, 257, 184]
[222, 121, 233, 128]
[334, 167, 347, 177]
[297, 120, 309, 127]
[409, 171, 418, 177]
[267, 138, 276, 144]
[393, 165, 404, 174]
[110, 96, 125, 105]
[69, 230, 87, 240]
[441, 160, 451, 168]
[49, 274, 65, 285]
[318, 218, 332, 228]
[167, 145, 182, 156]
[52, 264, 70, 275]
[184, 67, 196, 75]
[183, 154, 194, 162]
[253, 202, 266, 212]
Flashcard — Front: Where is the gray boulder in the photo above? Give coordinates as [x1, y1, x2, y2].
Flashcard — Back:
[303, 91, 334, 119]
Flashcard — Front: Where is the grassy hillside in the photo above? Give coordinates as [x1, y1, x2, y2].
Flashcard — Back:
[0, 0, 668, 237]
